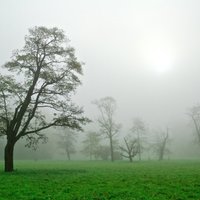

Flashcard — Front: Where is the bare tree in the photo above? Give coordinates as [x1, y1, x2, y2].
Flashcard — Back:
[93, 97, 120, 162]
[131, 118, 146, 161]
[82, 131, 101, 160]
[153, 128, 170, 160]
[188, 105, 200, 144]
[0, 26, 89, 172]
[119, 136, 138, 162]
[57, 128, 77, 160]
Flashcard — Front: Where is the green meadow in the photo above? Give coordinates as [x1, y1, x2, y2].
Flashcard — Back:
[0, 160, 200, 200]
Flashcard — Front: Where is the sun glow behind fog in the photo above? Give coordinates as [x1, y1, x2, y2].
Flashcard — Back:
[148, 50, 173, 75]
[140, 39, 176, 75]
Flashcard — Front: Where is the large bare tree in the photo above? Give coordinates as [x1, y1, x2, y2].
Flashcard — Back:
[0, 26, 89, 172]
[153, 128, 170, 161]
[119, 135, 138, 162]
[93, 97, 120, 162]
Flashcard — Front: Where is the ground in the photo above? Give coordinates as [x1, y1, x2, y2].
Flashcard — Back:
[0, 160, 200, 200]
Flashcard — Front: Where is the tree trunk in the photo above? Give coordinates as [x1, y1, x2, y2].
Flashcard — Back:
[110, 137, 114, 162]
[4, 141, 15, 172]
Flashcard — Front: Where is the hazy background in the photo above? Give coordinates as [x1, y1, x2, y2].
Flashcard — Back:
[1, 0, 200, 159]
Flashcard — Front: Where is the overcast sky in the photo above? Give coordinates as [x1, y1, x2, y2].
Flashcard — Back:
[1, 0, 200, 133]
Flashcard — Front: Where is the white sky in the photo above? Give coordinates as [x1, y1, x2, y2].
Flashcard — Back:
[1, 0, 200, 133]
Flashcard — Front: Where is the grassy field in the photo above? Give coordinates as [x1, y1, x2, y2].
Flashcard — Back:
[0, 160, 200, 200]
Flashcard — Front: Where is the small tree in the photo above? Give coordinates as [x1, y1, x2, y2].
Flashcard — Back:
[82, 131, 101, 160]
[153, 128, 170, 160]
[57, 128, 77, 160]
[188, 105, 200, 144]
[131, 118, 146, 161]
[93, 97, 120, 162]
[0, 26, 89, 172]
[120, 136, 138, 162]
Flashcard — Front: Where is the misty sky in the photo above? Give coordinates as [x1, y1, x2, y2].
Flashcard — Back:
[1, 0, 200, 133]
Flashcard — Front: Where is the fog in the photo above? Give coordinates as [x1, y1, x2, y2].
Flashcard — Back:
[1, 0, 200, 160]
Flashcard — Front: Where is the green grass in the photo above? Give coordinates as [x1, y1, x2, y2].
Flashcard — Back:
[0, 160, 200, 200]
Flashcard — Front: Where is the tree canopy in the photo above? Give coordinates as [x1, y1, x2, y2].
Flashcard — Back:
[0, 26, 89, 171]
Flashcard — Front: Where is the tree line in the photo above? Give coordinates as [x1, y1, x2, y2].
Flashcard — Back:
[57, 97, 171, 162]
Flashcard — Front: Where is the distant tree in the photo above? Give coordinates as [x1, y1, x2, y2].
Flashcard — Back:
[57, 128, 77, 160]
[95, 145, 110, 160]
[119, 135, 138, 162]
[131, 118, 146, 161]
[153, 128, 170, 160]
[112, 139, 122, 160]
[0, 26, 89, 172]
[18, 140, 53, 161]
[93, 97, 121, 162]
[188, 105, 200, 144]
[82, 131, 101, 160]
